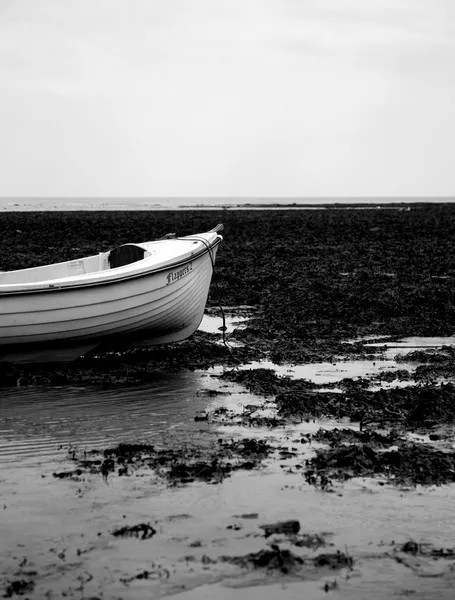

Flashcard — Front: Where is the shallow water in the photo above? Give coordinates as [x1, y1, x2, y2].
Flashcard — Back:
[2, 319, 455, 597]
[198, 311, 249, 336]
[375, 336, 455, 359]
[237, 335, 455, 385]
[0, 312, 248, 466]
[0, 371, 241, 466]
[239, 359, 418, 384]
[2, 399, 455, 599]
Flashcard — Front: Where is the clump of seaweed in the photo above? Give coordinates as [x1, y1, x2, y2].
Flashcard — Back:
[313, 550, 354, 570]
[207, 404, 285, 428]
[120, 564, 170, 584]
[220, 545, 352, 575]
[310, 428, 402, 448]
[3, 579, 35, 598]
[53, 437, 274, 486]
[396, 345, 455, 363]
[52, 468, 84, 480]
[112, 523, 156, 540]
[293, 533, 331, 550]
[259, 520, 301, 538]
[396, 540, 455, 559]
[220, 368, 293, 397]
[274, 382, 455, 428]
[221, 544, 305, 575]
[276, 389, 366, 422]
[258, 520, 332, 550]
[305, 442, 455, 487]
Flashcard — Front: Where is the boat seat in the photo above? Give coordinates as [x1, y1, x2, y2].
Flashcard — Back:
[108, 244, 146, 269]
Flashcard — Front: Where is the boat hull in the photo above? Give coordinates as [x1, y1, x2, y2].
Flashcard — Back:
[0, 233, 221, 363]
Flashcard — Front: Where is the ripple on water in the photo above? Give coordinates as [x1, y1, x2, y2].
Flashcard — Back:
[0, 371, 229, 465]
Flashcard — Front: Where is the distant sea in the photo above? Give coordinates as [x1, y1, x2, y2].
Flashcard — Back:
[0, 197, 453, 212]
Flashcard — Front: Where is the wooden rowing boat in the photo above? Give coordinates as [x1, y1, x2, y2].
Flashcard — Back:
[0, 225, 223, 363]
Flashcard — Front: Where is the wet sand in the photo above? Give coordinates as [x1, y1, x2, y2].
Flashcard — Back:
[2, 206, 455, 598]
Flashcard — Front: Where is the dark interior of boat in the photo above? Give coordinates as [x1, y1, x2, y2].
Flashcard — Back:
[108, 245, 146, 269]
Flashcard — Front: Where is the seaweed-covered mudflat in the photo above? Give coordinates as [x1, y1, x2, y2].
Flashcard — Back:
[2, 205, 455, 599]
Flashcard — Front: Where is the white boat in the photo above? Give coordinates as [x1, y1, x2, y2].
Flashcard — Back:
[0, 225, 223, 363]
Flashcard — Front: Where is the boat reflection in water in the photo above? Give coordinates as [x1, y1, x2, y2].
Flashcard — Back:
[0, 370, 226, 465]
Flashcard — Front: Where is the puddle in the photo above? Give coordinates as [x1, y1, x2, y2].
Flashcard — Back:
[200, 310, 455, 387]
[363, 336, 455, 359]
[198, 311, 250, 336]
[201, 312, 455, 388]
[237, 359, 417, 385]
[230, 335, 455, 387]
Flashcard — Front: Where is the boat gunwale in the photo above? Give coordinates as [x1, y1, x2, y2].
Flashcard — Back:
[0, 236, 221, 297]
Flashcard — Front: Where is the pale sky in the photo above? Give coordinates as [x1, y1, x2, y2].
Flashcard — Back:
[0, 0, 454, 198]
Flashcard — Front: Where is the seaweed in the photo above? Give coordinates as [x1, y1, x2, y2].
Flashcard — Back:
[120, 565, 169, 584]
[310, 428, 402, 448]
[4, 206, 455, 378]
[397, 540, 455, 559]
[259, 520, 301, 538]
[272, 382, 455, 427]
[220, 545, 352, 574]
[53, 437, 274, 486]
[221, 544, 305, 575]
[305, 442, 455, 486]
[2, 580, 35, 598]
[112, 523, 156, 540]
